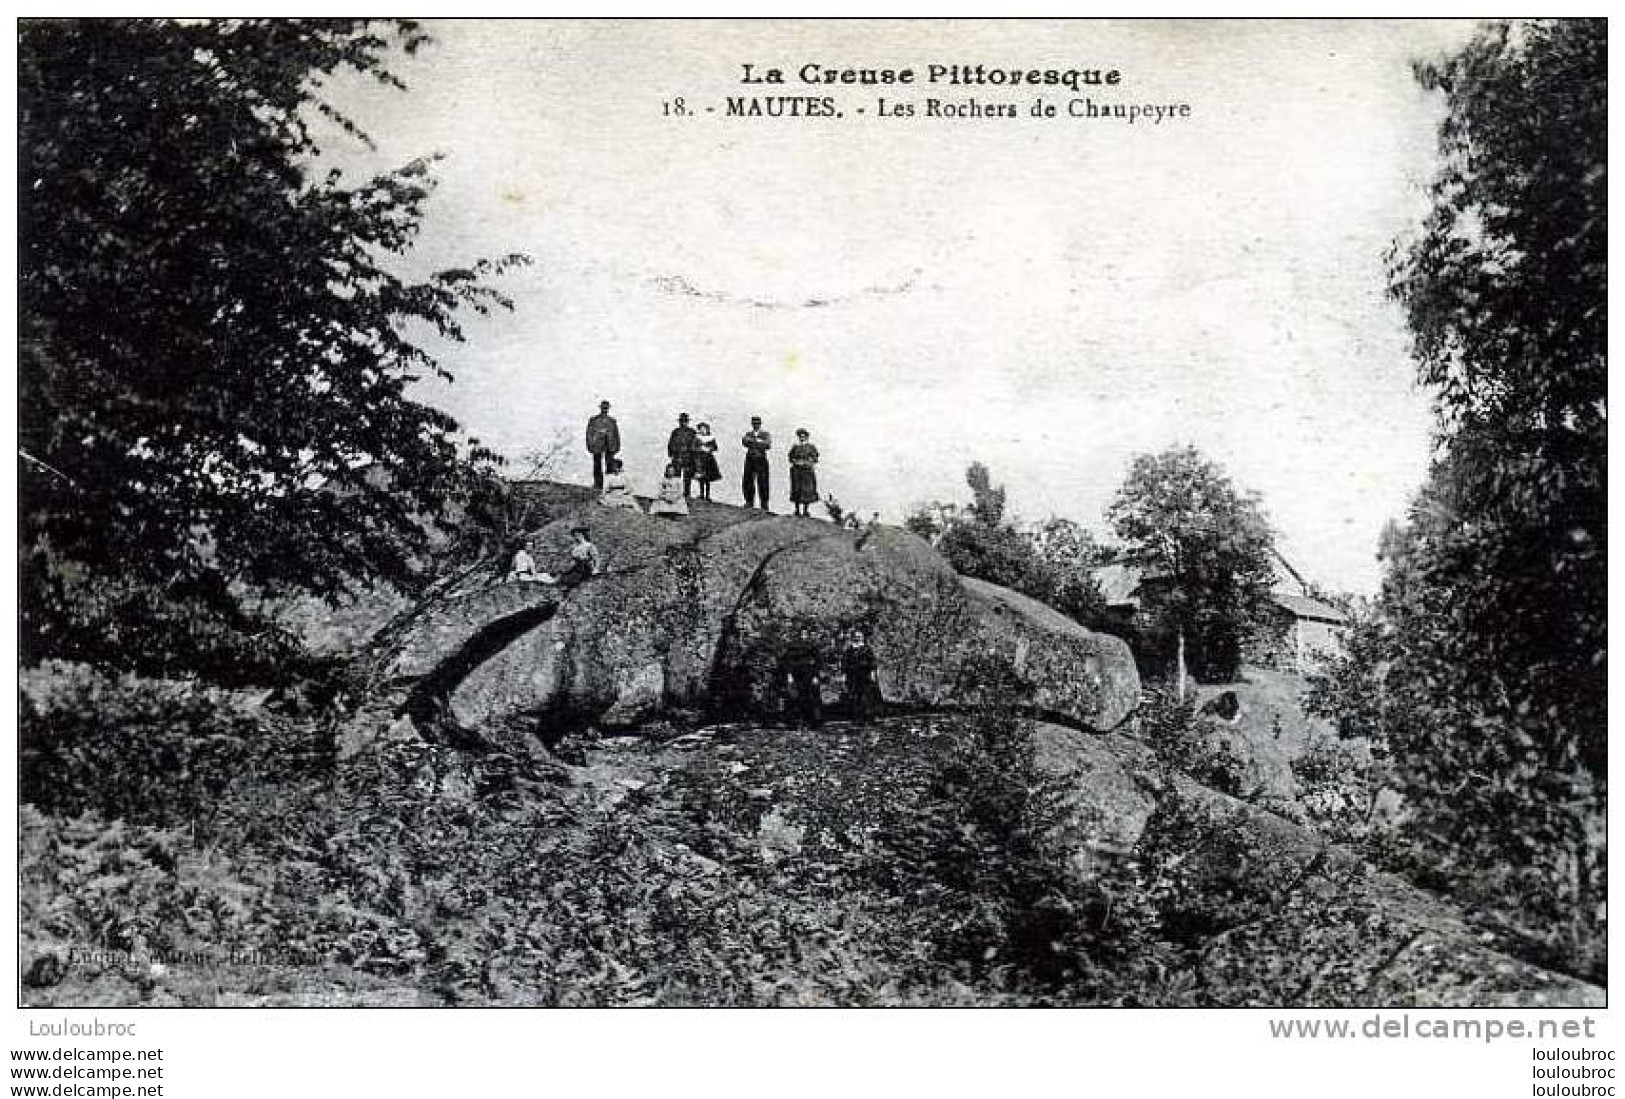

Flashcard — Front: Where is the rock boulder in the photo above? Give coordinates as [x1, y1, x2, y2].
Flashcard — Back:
[377, 493, 1141, 744]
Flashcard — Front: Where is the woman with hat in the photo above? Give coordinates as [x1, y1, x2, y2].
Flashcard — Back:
[788, 429, 820, 518]
[556, 526, 603, 587]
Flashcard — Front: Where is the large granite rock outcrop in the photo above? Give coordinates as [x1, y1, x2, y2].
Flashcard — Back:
[379, 496, 1140, 745]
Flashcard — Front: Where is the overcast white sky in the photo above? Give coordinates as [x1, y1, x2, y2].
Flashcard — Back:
[317, 19, 1482, 594]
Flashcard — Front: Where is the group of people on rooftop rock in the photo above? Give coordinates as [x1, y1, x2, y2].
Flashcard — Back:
[499, 399, 835, 594]
[498, 401, 882, 728]
[585, 401, 822, 517]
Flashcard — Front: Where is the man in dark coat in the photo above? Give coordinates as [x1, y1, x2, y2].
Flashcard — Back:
[667, 412, 699, 498]
[585, 400, 620, 490]
[740, 416, 772, 510]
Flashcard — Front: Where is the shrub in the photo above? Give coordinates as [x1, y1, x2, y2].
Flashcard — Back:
[1137, 686, 1251, 797]
[19, 662, 331, 829]
[21, 549, 319, 686]
[18, 803, 306, 1005]
[906, 465, 1110, 631]
[1291, 739, 1377, 845]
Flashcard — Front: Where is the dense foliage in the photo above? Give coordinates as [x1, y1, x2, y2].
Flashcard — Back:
[1310, 19, 1606, 978]
[1107, 446, 1276, 681]
[19, 662, 336, 829]
[905, 463, 1110, 627]
[19, 19, 524, 675]
[21, 661, 1376, 1007]
[12, 666, 1140, 1005]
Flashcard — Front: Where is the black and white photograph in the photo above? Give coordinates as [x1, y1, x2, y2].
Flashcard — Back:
[10, 12, 1611, 1091]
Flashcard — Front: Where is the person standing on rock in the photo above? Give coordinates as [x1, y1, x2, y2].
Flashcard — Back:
[779, 628, 824, 728]
[585, 400, 620, 491]
[667, 413, 699, 498]
[740, 416, 772, 510]
[692, 421, 722, 501]
[841, 629, 883, 721]
[788, 428, 820, 518]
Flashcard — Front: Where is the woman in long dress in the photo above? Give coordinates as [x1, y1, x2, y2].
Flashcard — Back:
[841, 629, 883, 720]
[692, 422, 722, 500]
[648, 462, 690, 518]
[598, 457, 642, 512]
[788, 429, 820, 518]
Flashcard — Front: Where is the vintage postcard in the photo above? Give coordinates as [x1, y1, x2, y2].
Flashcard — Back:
[14, 14, 1607, 1081]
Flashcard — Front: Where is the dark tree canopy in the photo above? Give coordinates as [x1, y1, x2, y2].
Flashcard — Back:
[963, 461, 1008, 527]
[1393, 20, 1605, 444]
[1106, 446, 1276, 682]
[19, 19, 526, 673]
[1312, 19, 1605, 975]
[1383, 18, 1605, 748]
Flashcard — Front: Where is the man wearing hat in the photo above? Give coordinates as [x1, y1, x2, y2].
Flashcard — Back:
[667, 412, 699, 498]
[740, 415, 772, 510]
[585, 400, 621, 491]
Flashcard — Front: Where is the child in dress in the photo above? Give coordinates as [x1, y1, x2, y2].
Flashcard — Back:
[507, 542, 544, 582]
[648, 462, 690, 518]
[598, 457, 642, 511]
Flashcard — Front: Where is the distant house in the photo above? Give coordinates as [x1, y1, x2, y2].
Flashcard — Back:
[1093, 550, 1349, 675]
[1092, 561, 1157, 629]
[1247, 551, 1350, 673]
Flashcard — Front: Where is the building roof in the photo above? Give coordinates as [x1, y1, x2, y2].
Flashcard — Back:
[1270, 548, 1310, 594]
[1269, 592, 1349, 624]
[1092, 559, 1349, 625]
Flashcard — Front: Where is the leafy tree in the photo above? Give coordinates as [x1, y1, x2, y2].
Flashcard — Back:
[1301, 602, 1390, 748]
[1384, 18, 1604, 761]
[1024, 517, 1115, 623]
[1027, 516, 1114, 570]
[906, 466, 1107, 628]
[19, 19, 526, 676]
[1314, 19, 1605, 977]
[1106, 446, 1275, 683]
[963, 461, 1007, 527]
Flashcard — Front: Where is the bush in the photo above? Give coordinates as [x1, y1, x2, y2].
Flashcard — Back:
[1291, 739, 1377, 845]
[907, 465, 1109, 630]
[19, 662, 332, 829]
[21, 549, 320, 686]
[18, 803, 307, 1005]
[1306, 588, 1606, 981]
[1137, 686, 1252, 798]
[936, 523, 1108, 629]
